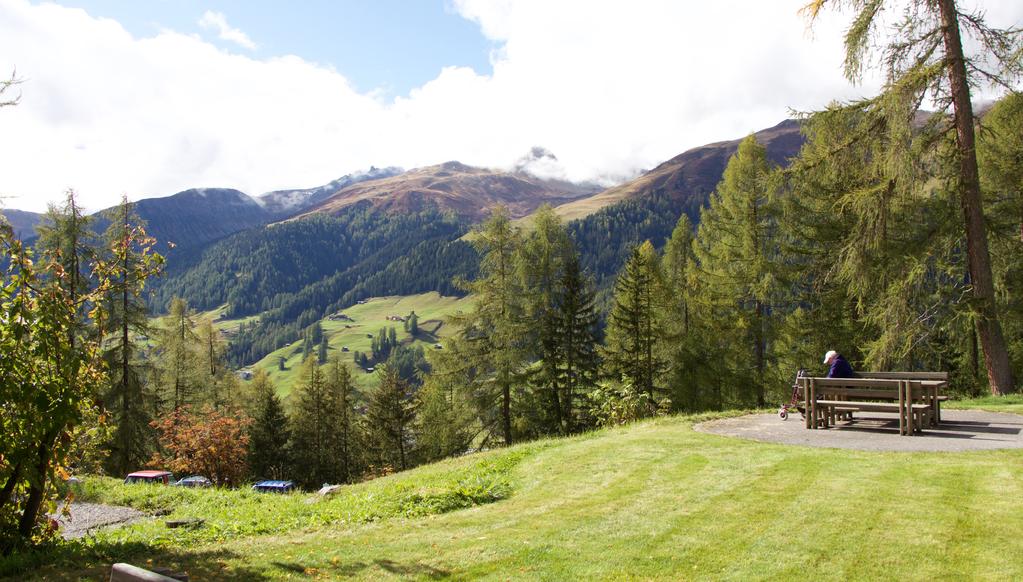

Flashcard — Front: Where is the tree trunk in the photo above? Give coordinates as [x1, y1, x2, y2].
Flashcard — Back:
[754, 300, 766, 408]
[502, 377, 512, 445]
[120, 259, 130, 475]
[17, 435, 55, 539]
[0, 462, 22, 509]
[563, 330, 575, 434]
[938, 0, 1016, 395]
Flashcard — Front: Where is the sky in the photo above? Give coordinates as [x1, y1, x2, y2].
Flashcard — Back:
[1, 0, 1021, 213]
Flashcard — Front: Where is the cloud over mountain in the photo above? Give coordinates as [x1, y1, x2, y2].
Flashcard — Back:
[1, 0, 1020, 212]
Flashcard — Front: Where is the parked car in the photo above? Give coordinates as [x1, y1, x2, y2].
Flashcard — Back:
[124, 470, 173, 484]
[252, 480, 295, 493]
[173, 475, 212, 488]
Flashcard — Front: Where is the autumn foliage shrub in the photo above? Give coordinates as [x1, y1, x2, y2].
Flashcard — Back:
[149, 406, 252, 487]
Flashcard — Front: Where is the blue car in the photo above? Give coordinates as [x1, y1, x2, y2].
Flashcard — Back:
[252, 480, 295, 493]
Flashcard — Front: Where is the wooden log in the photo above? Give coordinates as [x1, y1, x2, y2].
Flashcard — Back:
[165, 518, 204, 529]
[109, 563, 187, 582]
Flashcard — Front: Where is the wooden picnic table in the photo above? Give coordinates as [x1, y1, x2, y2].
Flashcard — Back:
[799, 375, 947, 436]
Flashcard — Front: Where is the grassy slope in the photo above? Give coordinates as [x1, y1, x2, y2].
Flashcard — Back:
[190, 293, 471, 398]
[252, 292, 470, 397]
[21, 401, 1023, 581]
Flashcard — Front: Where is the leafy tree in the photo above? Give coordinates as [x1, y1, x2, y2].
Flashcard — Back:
[693, 135, 781, 407]
[363, 367, 419, 472]
[149, 405, 251, 486]
[588, 378, 662, 428]
[247, 370, 291, 481]
[804, 0, 1020, 394]
[0, 217, 152, 550]
[99, 196, 164, 476]
[602, 241, 667, 400]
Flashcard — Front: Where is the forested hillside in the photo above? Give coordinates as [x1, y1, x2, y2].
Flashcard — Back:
[0, 208, 42, 240]
[151, 202, 477, 366]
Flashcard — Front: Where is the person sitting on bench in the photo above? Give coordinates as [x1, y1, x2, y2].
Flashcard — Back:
[823, 350, 854, 378]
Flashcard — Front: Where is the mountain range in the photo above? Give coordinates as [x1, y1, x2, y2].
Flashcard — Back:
[1, 119, 805, 367]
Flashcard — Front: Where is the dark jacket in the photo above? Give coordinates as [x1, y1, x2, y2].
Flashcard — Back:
[827, 354, 855, 378]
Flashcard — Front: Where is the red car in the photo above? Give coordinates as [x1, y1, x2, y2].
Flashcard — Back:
[124, 470, 173, 485]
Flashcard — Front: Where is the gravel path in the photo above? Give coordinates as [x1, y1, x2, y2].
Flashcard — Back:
[695, 409, 1023, 452]
[51, 502, 147, 539]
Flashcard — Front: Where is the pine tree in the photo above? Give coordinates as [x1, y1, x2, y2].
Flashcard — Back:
[602, 241, 666, 400]
[781, 99, 977, 392]
[804, 0, 1020, 394]
[442, 207, 528, 445]
[155, 297, 202, 412]
[247, 370, 291, 480]
[694, 135, 780, 407]
[978, 93, 1023, 379]
[324, 357, 356, 482]
[290, 359, 351, 487]
[99, 195, 164, 476]
[364, 366, 419, 472]
[35, 190, 95, 348]
[318, 334, 329, 365]
[416, 373, 477, 462]
[518, 205, 573, 434]
[197, 319, 235, 407]
[658, 215, 710, 412]
[553, 253, 601, 431]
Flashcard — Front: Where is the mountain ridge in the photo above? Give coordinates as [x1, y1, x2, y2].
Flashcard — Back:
[543, 119, 804, 224]
[295, 161, 603, 222]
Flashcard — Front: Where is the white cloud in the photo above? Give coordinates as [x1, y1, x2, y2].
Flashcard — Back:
[0, 0, 1020, 213]
[198, 10, 257, 51]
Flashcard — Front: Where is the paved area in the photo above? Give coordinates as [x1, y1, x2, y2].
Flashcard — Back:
[52, 502, 147, 539]
[695, 410, 1023, 452]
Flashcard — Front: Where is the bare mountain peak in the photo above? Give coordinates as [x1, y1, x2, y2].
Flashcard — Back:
[297, 161, 600, 222]
[257, 167, 403, 217]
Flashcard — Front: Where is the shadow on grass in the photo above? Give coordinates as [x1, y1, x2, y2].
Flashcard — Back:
[271, 558, 450, 579]
[3, 539, 274, 581]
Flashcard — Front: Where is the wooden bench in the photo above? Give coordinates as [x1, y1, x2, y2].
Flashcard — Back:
[800, 377, 934, 435]
[854, 372, 948, 422]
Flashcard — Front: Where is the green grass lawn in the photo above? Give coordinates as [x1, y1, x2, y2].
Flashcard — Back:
[11, 401, 1023, 581]
[946, 393, 1023, 414]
